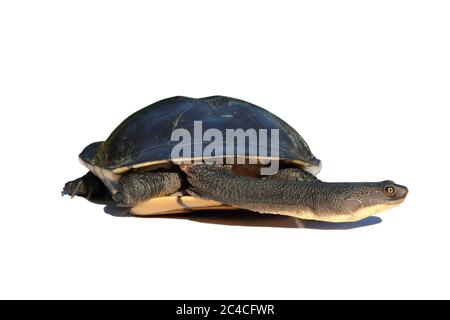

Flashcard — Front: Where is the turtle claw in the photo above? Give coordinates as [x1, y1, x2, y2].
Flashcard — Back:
[62, 178, 86, 198]
[112, 191, 125, 206]
[112, 190, 134, 207]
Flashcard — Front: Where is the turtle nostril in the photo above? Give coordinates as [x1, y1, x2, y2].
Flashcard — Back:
[398, 185, 408, 198]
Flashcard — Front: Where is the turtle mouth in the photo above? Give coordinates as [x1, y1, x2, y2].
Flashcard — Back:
[384, 198, 407, 207]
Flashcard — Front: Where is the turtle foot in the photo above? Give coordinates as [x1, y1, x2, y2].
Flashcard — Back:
[62, 177, 89, 198]
[62, 172, 111, 200]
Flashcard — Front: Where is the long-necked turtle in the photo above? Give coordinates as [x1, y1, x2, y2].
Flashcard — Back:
[63, 96, 407, 222]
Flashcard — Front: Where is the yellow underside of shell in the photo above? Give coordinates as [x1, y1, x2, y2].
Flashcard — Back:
[130, 196, 234, 215]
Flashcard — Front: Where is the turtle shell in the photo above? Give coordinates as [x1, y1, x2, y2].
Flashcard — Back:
[80, 96, 321, 174]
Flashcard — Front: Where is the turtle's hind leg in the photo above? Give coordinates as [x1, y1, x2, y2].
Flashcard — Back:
[62, 171, 111, 200]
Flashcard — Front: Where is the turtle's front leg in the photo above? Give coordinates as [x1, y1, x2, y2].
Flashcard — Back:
[112, 171, 183, 207]
[62, 171, 111, 200]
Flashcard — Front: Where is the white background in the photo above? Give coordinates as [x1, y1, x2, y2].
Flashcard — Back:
[0, 1, 449, 299]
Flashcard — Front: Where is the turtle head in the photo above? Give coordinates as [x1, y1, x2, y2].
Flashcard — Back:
[320, 180, 409, 222]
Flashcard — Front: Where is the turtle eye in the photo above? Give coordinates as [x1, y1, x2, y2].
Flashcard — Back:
[384, 186, 395, 195]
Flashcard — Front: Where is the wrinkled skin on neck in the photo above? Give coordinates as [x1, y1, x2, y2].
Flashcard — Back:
[183, 165, 408, 223]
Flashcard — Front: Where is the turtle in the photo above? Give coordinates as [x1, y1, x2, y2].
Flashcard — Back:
[62, 95, 408, 222]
